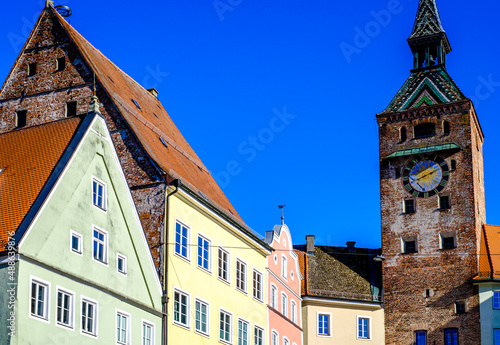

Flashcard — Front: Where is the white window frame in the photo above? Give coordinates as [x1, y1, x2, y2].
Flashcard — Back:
[254, 325, 264, 345]
[142, 320, 155, 345]
[174, 220, 190, 261]
[219, 308, 233, 344]
[81, 296, 98, 337]
[283, 337, 290, 345]
[270, 284, 278, 309]
[70, 230, 83, 255]
[317, 312, 331, 337]
[173, 288, 190, 329]
[194, 297, 210, 337]
[281, 293, 288, 317]
[117, 253, 127, 275]
[252, 269, 263, 302]
[271, 330, 279, 345]
[238, 317, 250, 345]
[218, 247, 230, 284]
[357, 315, 371, 340]
[92, 176, 107, 211]
[92, 226, 108, 265]
[116, 310, 131, 345]
[56, 286, 75, 329]
[29, 276, 50, 323]
[291, 300, 297, 323]
[197, 234, 211, 273]
[236, 259, 247, 293]
[281, 255, 287, 279]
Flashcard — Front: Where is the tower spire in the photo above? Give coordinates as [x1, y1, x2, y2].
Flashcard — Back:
[408, 0, 451, 70]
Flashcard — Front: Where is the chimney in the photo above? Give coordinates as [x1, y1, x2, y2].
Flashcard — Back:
[147, 88, 159, 98]
[306, 235, 315, 256]
[346, 241, 356, 253]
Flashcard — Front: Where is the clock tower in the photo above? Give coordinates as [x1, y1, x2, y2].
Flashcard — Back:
[377, 0, 484, 344]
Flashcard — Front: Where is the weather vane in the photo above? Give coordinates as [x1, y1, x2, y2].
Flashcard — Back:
[278, 204, 286, 225]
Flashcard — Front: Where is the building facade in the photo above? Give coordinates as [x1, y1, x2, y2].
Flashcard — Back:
[378, 0, 484, 343]
[0, 110, 163, 344]
[265, 223, 303, 345]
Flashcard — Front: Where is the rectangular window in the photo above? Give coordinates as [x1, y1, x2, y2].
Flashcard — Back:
[282, 293, 288, 317]
[444, 328, 458, 345]
[236, 259, 247, 293]
[271, 285, 277, 309]
[404, 199, 415, 214]
[197, 235, 210, 271]
[66, 101, 77, 117]
[219, 310, 232, 343]
[238, 319, 249, 345]
[117, 254, 127, 275]
[291, 301, 297, 323]
[282, 255, 287, 279]
[318, 313, 330, 336]
[254, 326, 264, 345]
[92, 178, 106, 210]
[442, 236, 455, 250]
[31, 279, 49, 319]
[117, 312, 129, 344]
[218, 248, 230, 283]
[253, 270, 263, 301]
[402, 236, 417, 254]
[272, 331, 279, 345]
[82, 299, 97, 336]
[93, 227, 108, 264]
[439, 195, 451, 209]
[494, 291, 500, 309]
[357, 317, 370, 339]
[56, 57, 66, 71]
[494, 329, 500, 345]
[142, 322, 154, 345]
[455, 301, 466, 314]
[28, 62, 36, 76]
[57, 289, 73, 328]
[195, 299, 209, 336]
[175, 222, 189, 260]
[16, 110, 27, 128]
[415, 331, 427, 345]
[71, 231, 82, 254]
[173, 289, 189, 327]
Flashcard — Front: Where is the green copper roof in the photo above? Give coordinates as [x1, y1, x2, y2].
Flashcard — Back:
[409, 0, 446, 39]
[387, 143, 461, 158]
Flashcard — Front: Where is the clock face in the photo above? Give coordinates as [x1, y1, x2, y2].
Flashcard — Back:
[402, 155, 449, 198]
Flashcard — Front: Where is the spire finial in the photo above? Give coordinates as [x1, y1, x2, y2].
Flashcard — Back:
[89, 95, 100, 113]
[45, 0, 54, 8]
[278, 204, 286, 225]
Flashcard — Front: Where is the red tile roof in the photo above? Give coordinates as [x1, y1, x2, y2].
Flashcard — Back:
[0, 117, 81, 249]
[294, 248, 308, 295]
[52, 9, 242, 223]
[475, 224, 500, 280]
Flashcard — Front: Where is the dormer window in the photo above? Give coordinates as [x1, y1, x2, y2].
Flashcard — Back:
[414, 123, 436, 139]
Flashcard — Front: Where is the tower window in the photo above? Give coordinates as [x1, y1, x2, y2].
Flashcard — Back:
[414, 123, 436, 139]
[439, 195, 451, 210]
[16, 110, 27, 128]
[451, 160, 456, 171]
[400, 126, 407, 142]
[402, 236, 417, 254]
[455, 301, 466, 314]
[443, 121, 450, 136]
[440, 231, 456, 250]
[28, 63, 37, 76]
[66, 101, 77, 117]
[404, 199, 415, 214]
[56, 57, 66, 71]
[395, 168, 401, 179]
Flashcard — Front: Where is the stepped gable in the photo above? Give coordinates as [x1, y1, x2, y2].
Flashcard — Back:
[0, 117, 82, 249]
[49, 9, 241, 221]
[475, 225, 500, 280]
[382, 66, 467, 114]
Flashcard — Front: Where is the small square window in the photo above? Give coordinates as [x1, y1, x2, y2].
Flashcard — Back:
[439, 196, 451, 209]
[402, 237, 417, 254]
[66, 101, 77, 117]
[442, 236, 455, 250]
[28, 63, 36, 76]
[16, 110, 27, 128]
[56, 57, 66, 71]
[404, 199, 415, 214]
[92, 178, 106, 210]
[70, 231, 82, 254]
[455, 301, 466, 314]
[117, 254, 127, 275]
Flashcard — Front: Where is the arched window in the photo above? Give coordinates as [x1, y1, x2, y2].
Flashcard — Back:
[443, 121, 450, 136]
[414, 123, 436, 139]
[400, 127, 407, 142]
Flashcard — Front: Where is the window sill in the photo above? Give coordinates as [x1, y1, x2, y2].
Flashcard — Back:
[197, 266, 212, 276]
[172, 321, 190, 331]
[401, 251, 417, 255]
[194, 329, 210, 338]
[173, 252, 191, 264]
[236, 287, 248, 296]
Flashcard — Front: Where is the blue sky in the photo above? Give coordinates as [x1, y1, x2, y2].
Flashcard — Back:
[1, 0, 499, 248]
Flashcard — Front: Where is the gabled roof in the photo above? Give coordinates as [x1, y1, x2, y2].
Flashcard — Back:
[294, 244, 382, 302]
[382, 67, 467, 114]
[409, 0, 446, 40]
[475, 224, 500, 281]
[44, 8, 242, 222]
[0, 117, 82, 249]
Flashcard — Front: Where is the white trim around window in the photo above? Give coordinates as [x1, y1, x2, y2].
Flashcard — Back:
[357, 315, 371, 340]
[197, 233, 212, 273]
[281, 292, 288, 317]
[252, 269, 263, 302]
[172, 287, 190, 329]
[254, 325, 265, 345]
[283, 336, 290, 345]
[29, 276, 50, 323]
[271, 329, 279, 345]
[317, 312, 332, 337]
[217, 246, 230, 284]
[116, 309, 131, 345]
[237, 317, 250, 345]
[142, 320, 155, 345]
[56, 286, 75, 330]
[117, 253, 127, 275]
[70, 230, 83, 256]
[91, 176, 107, 212]
[291, 300, 297, 324]
[219, 308, 233, 344]
[194, 297, 210, 337]
[174, 219, 190, 262]
[81, 296, 98, 338]
[270, 283, 278, 309]
[236, 258, 247, 294]
[281, 254, 287, 279]
[92, 225, 109, 266]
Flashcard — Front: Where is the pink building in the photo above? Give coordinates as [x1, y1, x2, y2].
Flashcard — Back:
[265, 223, 303, 345]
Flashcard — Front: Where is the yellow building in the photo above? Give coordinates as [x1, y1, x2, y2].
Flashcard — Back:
[165, 181, 272, 345]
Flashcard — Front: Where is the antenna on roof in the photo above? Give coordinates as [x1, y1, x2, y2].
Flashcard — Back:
[278, 204, 286, 225]
[55, 5, 72, 23]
